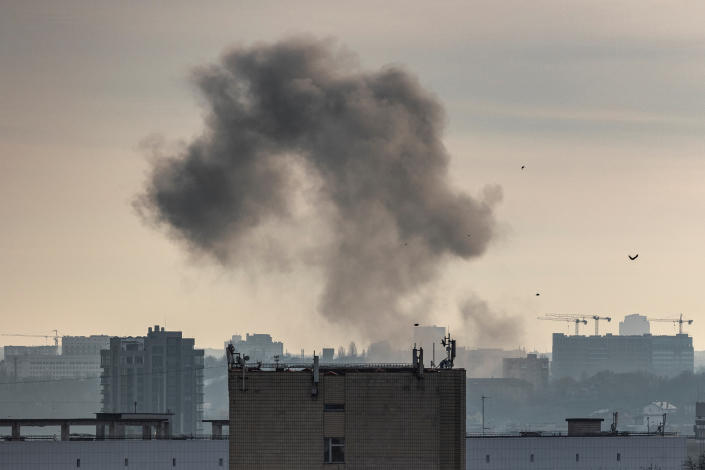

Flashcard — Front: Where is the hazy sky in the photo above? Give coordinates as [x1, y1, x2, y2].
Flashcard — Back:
[1, 0, 704, 352]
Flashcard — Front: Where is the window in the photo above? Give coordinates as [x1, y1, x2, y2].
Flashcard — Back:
[617, 453, 621, 461]
[125, 457, 129, 466]
[576, 453, 579, 462]
[324, 404, 345, 412]
[530, 454, 534, 462]
[219, 458, 223, 467]
[324, 437, 345, 463]
[76, 459, 80, 468]
[172, 457, 176, 466]
[485, 454, 490, 463]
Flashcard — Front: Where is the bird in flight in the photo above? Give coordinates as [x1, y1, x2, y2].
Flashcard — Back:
[628, 254, 639, 261]
[521, 165, 526, 170]
[413, 323, 420, 327]
[535, 292, 540, 296]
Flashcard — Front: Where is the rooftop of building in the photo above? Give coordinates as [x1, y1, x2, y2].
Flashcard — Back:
[228, 362, 464, 373]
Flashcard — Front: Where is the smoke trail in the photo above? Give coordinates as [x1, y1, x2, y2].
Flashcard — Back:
[137, 37, 501, 338]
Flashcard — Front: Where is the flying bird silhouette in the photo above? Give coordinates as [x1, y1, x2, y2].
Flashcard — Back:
[535, 293, 540, 296]
[521, 165, 525, 170]
[413, 323, 419, 327]
[628, 254, 639, 261]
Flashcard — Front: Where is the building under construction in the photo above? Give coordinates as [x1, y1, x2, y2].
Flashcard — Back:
[552, 333, 694, 379]
[227, 345, 465, 469]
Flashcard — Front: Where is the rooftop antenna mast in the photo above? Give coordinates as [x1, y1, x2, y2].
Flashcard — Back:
[438, 332, 456, 369]
[481, 395, 490, 435]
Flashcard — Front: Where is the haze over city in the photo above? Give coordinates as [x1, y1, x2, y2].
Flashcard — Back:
[2, 0, 704, 354]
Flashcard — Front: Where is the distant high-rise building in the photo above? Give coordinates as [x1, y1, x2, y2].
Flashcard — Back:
[552, 333, 693, 379]
[619, 314, 650, 336]
[321, 348, 335, 361]
[225, 333, 283, 363]
[502, 353, 549, 389]
[100, 325, 204, 435]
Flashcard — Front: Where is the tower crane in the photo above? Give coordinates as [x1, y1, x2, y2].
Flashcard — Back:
[592, 315, 612, 336]
[648, 314, 693, 335]
[0, 329, 60, 347]
[538, 314, 588, 335]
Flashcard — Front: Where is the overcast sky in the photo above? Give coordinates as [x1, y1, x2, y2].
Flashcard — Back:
[1, 0, 704, 352]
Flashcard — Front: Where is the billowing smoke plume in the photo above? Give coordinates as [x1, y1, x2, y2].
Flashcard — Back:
[459, 296, 524, 348]
[137, 37, 501, 339]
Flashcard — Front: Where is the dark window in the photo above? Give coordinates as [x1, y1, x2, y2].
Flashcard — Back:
[172, 457, 176, 466]
[324, 437, 345, 463]
[576, 453, 579, 462]
[76, 459, 80, 468]
[617, 453, 621, 461]
[219, 458, 223, 467]
[530, 454, 534, 462]
[125, 457, 129, 466]
[324, 404, 345, 412]
[486, 454, 490, 463]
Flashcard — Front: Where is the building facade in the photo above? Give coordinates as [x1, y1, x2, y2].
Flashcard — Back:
[503, 353, 549, 389]
[228, 361, 465, 469]
[551, 333, 693, 379]
[62, 335, 110, 356]
[100, 325, 204, 436]
[466, 435, 687, 470]
[1, 337, 109, 380]
[0, 440, 227, 469]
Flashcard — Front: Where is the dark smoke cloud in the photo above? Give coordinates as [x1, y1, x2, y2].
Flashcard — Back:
[459, 296, 524, 348]
[137, 37, 501, 338]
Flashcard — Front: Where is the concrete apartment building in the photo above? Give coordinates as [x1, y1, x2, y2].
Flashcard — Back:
[1, 337, 110, 380]
[227, 354, 465, 469]
[100, 325, 204, 436]
[552, 333, 693, 379]
[503, 353, 549, 389]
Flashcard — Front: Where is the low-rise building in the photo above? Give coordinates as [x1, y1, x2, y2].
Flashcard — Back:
[467, 419, 686, 469]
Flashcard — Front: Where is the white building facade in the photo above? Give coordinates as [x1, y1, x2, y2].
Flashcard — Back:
[467, 435, 687, 470]
[0, 440, 227, 469]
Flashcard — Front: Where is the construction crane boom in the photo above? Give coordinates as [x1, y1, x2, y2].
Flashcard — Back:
[0, 329, 60, 347]
[648, 314, 693, 335]
[538, 314, 588, 335]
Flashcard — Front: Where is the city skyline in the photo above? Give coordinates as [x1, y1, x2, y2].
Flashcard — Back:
[2, 1, 704, 353]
